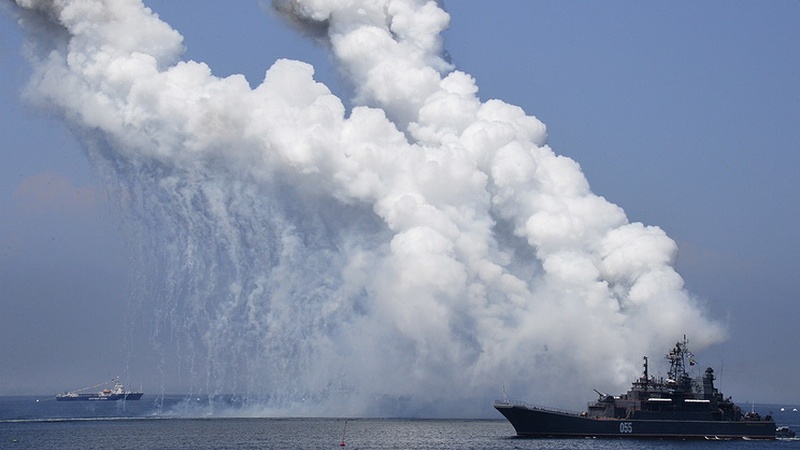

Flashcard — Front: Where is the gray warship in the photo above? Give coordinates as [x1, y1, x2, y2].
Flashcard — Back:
[495, 337, 777, 439]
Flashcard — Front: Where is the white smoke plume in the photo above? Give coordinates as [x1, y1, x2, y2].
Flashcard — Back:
[9, 0, 725, 415]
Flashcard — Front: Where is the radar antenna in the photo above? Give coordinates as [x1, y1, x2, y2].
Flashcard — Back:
[665, 335, 692, 388]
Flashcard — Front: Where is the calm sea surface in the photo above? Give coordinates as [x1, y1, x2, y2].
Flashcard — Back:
[1, 396, 798, 449]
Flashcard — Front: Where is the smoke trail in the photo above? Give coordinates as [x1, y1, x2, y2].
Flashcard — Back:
[9, 0, 724, 415]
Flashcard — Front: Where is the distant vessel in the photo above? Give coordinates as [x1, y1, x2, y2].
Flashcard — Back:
[495, 337, 777, 439]
[56, 377, 143, 401]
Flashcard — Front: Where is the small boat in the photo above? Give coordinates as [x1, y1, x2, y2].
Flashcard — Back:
[495, 336, 776, 439]
[776, 426, 796, 438]
[56, 377, 143, 401]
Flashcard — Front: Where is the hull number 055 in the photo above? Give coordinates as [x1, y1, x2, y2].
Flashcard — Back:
[619, 422, 633, 433]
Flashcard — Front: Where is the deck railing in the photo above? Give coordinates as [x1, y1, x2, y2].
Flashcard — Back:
[494, 399, 583, 416]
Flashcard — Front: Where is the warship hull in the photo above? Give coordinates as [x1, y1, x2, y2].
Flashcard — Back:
[495, 403, 776, 439]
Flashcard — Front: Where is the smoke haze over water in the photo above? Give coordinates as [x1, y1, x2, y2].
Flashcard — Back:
[9, 0, 724, 415]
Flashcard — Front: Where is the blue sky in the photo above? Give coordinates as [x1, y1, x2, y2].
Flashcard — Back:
[1, 1, 798, 410]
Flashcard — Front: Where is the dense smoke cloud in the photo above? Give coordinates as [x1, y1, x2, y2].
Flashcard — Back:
[10, 0, 724, 415]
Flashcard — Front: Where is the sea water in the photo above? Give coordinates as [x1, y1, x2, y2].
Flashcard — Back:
[1, 397, 798, 449]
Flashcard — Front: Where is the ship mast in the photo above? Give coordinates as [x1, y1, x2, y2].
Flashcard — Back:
[665, 335, 692, 388]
